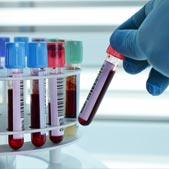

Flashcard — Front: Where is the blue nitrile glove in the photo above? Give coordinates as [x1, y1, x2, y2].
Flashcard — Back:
[110, 0, 169, 95]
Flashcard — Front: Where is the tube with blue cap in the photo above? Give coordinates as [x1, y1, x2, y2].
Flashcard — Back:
[28, 42, 48, 147]
[6, 42, 25, 150]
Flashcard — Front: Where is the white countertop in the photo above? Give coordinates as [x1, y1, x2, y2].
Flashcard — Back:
[0, 144, 108, 169]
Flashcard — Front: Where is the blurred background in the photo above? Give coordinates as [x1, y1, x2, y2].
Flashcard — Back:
[1, 0, 169, 168]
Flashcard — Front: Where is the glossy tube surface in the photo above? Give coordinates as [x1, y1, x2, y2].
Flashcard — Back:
[31, 93, 46, 147]
[78, 45, 125, 126]
[47, 42, 65, 143]
[48, 77, 64, 144]
[78, 61, 115, 125]
[31, 69, 46, 147]
[8, 78, 24, 150]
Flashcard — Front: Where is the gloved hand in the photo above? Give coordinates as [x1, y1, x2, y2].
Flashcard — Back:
[110, 0, 169, 95]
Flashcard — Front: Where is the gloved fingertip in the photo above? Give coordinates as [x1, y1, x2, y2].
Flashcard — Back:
[146, 82, 163, 96]
[123, 60, 138, 74]
[146, 69, 169, 96]
[110, 30, 124, 52]
[123, 58, 148, 74]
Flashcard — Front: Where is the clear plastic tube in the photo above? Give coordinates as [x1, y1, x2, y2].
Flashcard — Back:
[6, 42, 25, 150]
[47, 42, 65, 143]
[48, 68, 65, 143]
[30, 68, 46, 147]
[8, 69, 24, 150]
[65, 64, 80, 136]
[28, 42, 47, 147]
[65, 64, 80, 118]
[78, 45, 124, 125]
[64, 40, 82, 136]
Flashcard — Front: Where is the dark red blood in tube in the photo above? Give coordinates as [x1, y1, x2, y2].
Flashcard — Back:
[48, 103, 63, 144]
[78, 69, 115, 125]
[31, 93, 46, 147]
[8, 89, 24, 150]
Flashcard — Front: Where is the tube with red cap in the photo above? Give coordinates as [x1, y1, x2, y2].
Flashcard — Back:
[47, 42, 65, 143]
[78, 45, 125, 126]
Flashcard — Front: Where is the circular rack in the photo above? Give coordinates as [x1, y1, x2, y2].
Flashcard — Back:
[0, 69, 81, 155]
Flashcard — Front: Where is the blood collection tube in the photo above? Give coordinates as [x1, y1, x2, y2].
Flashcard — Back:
[64, 40, 83, 136]
[6, 42, 25, 150]
[28, 42, 48, 147]
[0, 37, 10, 106]
[78, 45, 125, 126]
[47, 42, 65, 143]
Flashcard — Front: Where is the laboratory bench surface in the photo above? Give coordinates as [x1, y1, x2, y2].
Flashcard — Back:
[77, 120, 169, 169]
[0, 144, 108, 169]
[1, 120, 169, 169]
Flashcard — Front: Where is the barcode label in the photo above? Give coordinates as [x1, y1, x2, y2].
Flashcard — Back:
[87, 63, 105, 100]
[57, 77, 64, 116]
[12, 73, 24, 139]
[49, 76, 64, 136]
[20, 80, 24, 131]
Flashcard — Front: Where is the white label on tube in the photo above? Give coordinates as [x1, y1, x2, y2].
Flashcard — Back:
[38, 70, 46, 134]
[12, 73, 24, 139]
[49, 76, 64, 136]
[57, 77, 64, 117]
[79, 61, 115, 121]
